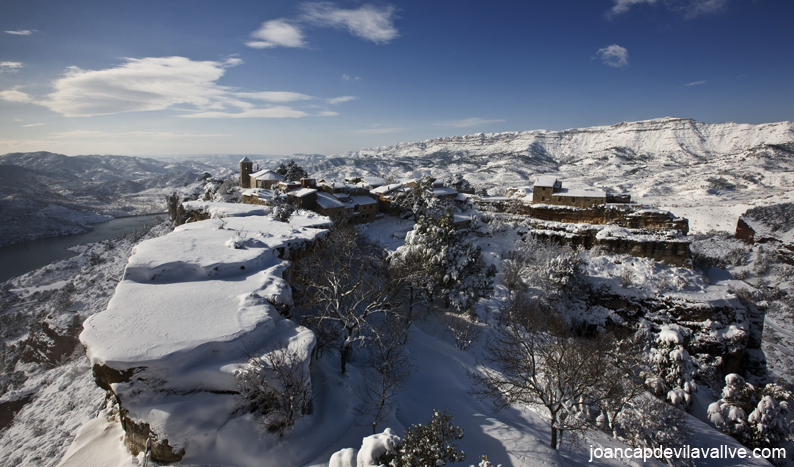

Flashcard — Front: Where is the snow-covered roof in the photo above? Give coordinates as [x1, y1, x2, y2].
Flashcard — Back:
[239, 188, 276, 200]
[535, 176, 560, 188]
[433, 187, 458, 197]
[351, 195, 377, 205]
[361, 176, 388, 187]
[290, 188, 317, 198]
[372, 183, 402, 194]
[250, 169, 284, 181]
[239, 156, 252, 163]
[553, 188, 606, 198]
[316, 191, 345, 209]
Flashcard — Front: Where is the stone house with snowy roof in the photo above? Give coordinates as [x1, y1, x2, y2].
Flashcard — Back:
[532, 176, 608, 209]
[287, 188, 318, 210]
[250, 170, 284, 189]
[350, 195, 378, 223]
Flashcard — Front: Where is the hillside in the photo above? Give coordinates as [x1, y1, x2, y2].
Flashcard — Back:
[287, 117, 794, 232]
[0, 152, 233, 246]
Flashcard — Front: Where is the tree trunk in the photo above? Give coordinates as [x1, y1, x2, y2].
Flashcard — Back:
[550, 426, 558, 449]
[341, 342, 352, 374]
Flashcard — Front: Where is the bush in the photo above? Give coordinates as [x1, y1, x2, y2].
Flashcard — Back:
[394, 408, 466, 467]
[235, 342, 312, 437]
[617, 395, 692, 466]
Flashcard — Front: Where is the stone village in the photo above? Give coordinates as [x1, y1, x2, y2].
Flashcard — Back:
[227, 157, 693, 266]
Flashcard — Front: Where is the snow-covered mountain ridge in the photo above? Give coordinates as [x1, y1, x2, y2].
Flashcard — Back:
[288, 117, 794, 233]
[339, 117, 793, 163]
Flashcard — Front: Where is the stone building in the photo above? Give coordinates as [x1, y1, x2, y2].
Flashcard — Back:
[239, 157, 253, 188]
[532, 176, 608, 208]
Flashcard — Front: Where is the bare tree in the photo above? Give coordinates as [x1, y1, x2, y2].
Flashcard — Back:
[443, 312, 482, 350]
[389, 246, 432, 321]
[597, 334, 648, 439]
[289, 221, 395, 373]
[470, 296, 613, 449]
[355, 316, 417, 434]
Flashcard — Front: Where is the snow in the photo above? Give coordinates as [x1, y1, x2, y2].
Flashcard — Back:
[292, 187, 318, 198]
[433, 187, 458, 197]
[58, 408, 138, 467]
[554, 188, 606, 198]
[76, 203, 337, 465]
[183, 200, 271, 217]
[658, 327, 685, 345]
[316, 191, 345, 209]
[250, 169, 283, 180]
[5, 117, 794, 466]
[355, 428, 400, 466]
[350, 195, 377, 206]
[535, 176, 559, 188]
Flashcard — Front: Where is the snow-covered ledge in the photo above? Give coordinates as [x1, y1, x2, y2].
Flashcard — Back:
[80, 203, 328, 463]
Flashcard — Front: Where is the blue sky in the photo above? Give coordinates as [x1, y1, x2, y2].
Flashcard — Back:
[1, 0, 792, 157]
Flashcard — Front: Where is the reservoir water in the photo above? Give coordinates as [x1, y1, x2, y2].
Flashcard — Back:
[0, 213, 165, 283]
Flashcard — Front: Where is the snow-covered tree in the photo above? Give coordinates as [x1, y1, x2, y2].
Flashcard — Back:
[502, 236, 583, 303]
[709, 375, 793, 450]
[275, 159, 309, 182]
[388, 246, 433, 319]
[394, 209, 495, 312]
[617, 395, 692, 465]
[390, 175, 439, 218]
[446, 173, 475, 194]
[393, 408, 466, 467]
[597, 334, 648, 439]
[650, 326, 698, 410]
[708, 373, 756, 444]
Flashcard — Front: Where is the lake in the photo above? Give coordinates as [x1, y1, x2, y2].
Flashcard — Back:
[0, 213, 166, 283]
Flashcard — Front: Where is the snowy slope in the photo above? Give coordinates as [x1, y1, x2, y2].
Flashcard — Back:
[283, 118, 794, 233]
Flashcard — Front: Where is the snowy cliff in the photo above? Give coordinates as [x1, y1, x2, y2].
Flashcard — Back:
[79, 204, 331, 464]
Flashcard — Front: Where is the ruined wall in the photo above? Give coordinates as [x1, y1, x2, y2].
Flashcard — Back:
[530, 228, 691, 266]
[528, 205, 689, 234]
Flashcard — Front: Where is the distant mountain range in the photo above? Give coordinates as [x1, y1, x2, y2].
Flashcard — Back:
[0, 152, 230, 246]
[2, 117, 793, 245]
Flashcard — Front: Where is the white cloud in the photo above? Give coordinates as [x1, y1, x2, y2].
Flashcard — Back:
[681, 0, 728, 18]
[438, 117, 506, 128]
[50, 130, 230, 139]
[352, 127, 403, 134]
[36, 57, 235, 116]
[239, 91, 314, 102]
[327, 95, 356, 104]
[607, 0, 728, 18]
[4, 30, 32, 35]
[0, 62, 24, 73]
[181, 107, 311, 119]
[21, 123, 45, 127]
[0, 89, 34, 103]
[342, 74, 362, 81]
[608, 0, 658, 17]
[247, 20, 306, 48]
[302, 3, 398, 44]
[596, 44, 629, 68]
[685, 80, 706, 86]
[0, 56, 339, 119]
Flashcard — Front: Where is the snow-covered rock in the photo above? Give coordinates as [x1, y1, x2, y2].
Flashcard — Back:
[79, 204, 329, 464]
